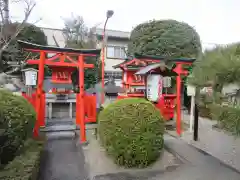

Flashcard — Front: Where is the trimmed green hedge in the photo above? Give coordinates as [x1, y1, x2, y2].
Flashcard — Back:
[98, 98, 164, 168]
[198, 104, 212, 119]
[0, 90, 36, 165]
[198, 102, 240, 136]
[0, 139, 44, 180]
[210, 104, 240, 136]
[128, 19, 202, 57]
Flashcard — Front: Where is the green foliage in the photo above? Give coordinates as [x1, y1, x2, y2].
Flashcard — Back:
[0, 90, 36, 165]
[70, 57, 102, 90]
[2, 23, 47, 71]
[98, 98, 164, 168]
[63, 14, 101, 89]
[210, 104, 240, 136]
[189, 43, 240, 89]
[128, 19, 202, 58]
[197, 92, 223, 118]
[84, 57, 102, 89]
[0, 139, 44, 180]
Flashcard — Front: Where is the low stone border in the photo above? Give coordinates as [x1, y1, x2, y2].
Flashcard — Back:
[83, 129, 182, 179]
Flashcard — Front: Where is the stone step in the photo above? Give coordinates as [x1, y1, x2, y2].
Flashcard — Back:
[46, 118, 75, 126]
[45, 131, 76, 140]
[41, 124, 77, 132]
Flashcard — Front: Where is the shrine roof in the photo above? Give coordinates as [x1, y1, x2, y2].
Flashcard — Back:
[113, 53, 196, 69]
[135, 63, 178, 76]
[17, 40, 101, 55]
[134, 53, 196, 62]
[112, 59, 130, 68]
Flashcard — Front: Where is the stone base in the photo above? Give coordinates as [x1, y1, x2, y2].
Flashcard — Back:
[83, 130, 182, 179]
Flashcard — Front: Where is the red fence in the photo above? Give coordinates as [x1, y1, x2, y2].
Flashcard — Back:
[23, 91, 97, 124]
[84, 95, 97, 123]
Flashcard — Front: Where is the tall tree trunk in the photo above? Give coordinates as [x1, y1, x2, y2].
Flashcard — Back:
[0, 51, 3, 73]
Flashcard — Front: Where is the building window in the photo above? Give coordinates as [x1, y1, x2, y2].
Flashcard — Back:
[107, 46, 126, 59]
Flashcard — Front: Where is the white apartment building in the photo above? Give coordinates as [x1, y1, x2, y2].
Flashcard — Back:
[95, 28, 130, 86]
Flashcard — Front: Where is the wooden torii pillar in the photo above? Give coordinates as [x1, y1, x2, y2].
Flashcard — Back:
[174, 63, 189, 135]
[18, 40, 101, 143]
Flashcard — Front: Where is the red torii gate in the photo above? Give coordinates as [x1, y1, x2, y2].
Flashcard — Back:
[18, 40, 101, 143]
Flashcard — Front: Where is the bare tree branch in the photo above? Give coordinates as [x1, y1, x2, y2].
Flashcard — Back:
[4, 51, 38, 74]
[52, 35, 60, 47]
[0, 0, 36, 53]
[0, 0, 37, 72]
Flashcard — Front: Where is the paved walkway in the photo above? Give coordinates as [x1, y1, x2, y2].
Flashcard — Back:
[94, 135, 240, 180]
[38, 136, 88, 180]
[179, 113, 240, 172]
[160, 135, 240, 180]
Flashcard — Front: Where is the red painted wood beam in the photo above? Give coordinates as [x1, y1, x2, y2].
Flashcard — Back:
[33, 51, 46, 138]
[24, 48, 99, 57]
[66, 55, 77, 64]
[78, 54, 86, 143]
[60, 53, 66, 63]
[27, 60, 94, 68]
[173, 64, 183, 136]
[47, 54, 60, 61]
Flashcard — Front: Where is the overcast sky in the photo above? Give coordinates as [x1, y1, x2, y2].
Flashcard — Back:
[10, 0, 240, 50]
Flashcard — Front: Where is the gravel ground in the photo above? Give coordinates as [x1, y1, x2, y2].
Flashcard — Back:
[179, 113, 240, 172]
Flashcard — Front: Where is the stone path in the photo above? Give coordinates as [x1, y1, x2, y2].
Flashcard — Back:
[94, 135, 240, 180]
[179, 113, 240, 172]
[160, 135, 240, 180]
[38, 136, 88, 180]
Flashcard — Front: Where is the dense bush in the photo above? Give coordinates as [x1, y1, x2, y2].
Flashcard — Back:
[189, 43, 240, 88]
[2, 23, 48, 72]
[198, 94, 214, 118]
[128, 19, 202, 58]
[198, 104, 212, 119]
[0, 139, 44, 180]
[210, 104, 240, 136]
[0, 90, 36, 165]
[98, 98, 164, 168]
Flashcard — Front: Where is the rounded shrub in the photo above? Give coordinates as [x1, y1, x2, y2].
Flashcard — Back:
[98, 98, 164, 168]
[128, 19, 202, 58]
[0, 89, 36, 165]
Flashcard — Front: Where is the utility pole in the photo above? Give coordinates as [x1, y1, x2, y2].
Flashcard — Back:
[193, 103, 199, 141]
[3, 0, 9, 25]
